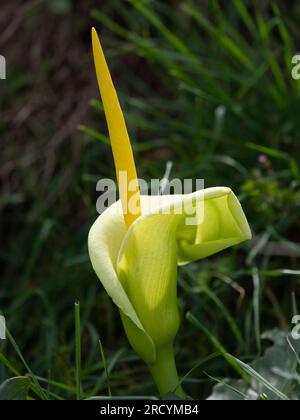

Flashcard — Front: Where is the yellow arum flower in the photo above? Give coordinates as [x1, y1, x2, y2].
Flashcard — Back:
[88, 28, 252, 397]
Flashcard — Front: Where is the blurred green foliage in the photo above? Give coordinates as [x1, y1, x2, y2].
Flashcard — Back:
[0, 0, 299, 399]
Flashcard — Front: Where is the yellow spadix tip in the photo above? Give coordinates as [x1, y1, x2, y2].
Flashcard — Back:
[91, 28, 142, 228]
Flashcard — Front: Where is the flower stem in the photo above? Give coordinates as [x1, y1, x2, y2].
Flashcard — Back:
[148, 344, 185, 398]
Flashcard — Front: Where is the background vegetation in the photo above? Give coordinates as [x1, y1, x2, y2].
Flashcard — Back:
[0, 0, 299, 399]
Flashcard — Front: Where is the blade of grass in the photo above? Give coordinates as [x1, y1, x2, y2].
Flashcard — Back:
[252, 267, 262, 355]
[205, 372, 249, 400]
[186, 312, 249, 382]
[286, 336, 300, 366]
[183, 3, 254, 70]
[128, 0, 190, 55]
[202, 285, 245, 350]
[99, 338, 112, 397]
[292, 292, 298, 317]
[233, 0, 257, 36]
[271, 1, 294, 68]
[177, 352, 220, 389]
[79, 125, 110, 145]
[5, 328, 47, 400]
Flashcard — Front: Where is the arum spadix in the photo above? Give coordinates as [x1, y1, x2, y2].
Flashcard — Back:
[88, 28, 252, 397]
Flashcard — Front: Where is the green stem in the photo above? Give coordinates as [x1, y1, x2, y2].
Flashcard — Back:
[148, 344, 185, 398]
